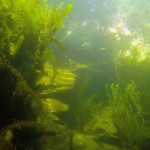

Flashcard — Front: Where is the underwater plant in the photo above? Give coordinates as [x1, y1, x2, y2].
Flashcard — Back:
[107, 81, 144, 149]
[0, 0, 74, 149]
[0, 0, 72, 86]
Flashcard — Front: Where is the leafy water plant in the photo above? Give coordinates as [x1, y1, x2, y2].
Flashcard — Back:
[107, 81, 144, 149]
[0, 0, 73, 149]
[0, 0, 72, 86]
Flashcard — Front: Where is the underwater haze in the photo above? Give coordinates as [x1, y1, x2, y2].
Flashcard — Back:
[0, 0, 150, 149]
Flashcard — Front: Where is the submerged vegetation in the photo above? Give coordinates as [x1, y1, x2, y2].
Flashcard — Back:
[0, 0, 150, 150]
[0, 0, 74, 149]
[107, 81, 144, 149]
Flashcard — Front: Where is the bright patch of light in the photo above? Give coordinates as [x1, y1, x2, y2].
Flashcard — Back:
[131, 36, 143, 46]
[82, 20, 88, 27]
[66, 30, 72, 36]
[108, 27, 117, 33]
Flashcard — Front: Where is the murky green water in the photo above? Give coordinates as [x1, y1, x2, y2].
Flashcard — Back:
[0, 0, 150, 149]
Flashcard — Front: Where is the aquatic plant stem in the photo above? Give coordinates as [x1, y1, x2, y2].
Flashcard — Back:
[113, 51, 120, 87]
